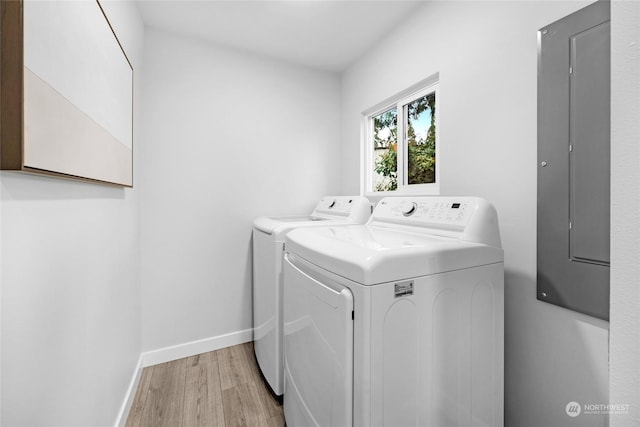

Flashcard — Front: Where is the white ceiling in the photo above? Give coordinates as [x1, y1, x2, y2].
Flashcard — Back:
[135, 0, 427, 72]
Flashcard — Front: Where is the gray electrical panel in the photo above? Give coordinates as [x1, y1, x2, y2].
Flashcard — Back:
[537, 0, 610, 320]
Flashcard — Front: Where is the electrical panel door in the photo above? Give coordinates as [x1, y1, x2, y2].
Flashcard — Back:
[537, 0, 610, 320]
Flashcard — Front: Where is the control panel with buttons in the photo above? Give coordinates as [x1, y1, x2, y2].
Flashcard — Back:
[378, 198, 473, 228]
[368, 196, 501, 247]
[315, 197, 355, 214]
[311, 196, 372, 223]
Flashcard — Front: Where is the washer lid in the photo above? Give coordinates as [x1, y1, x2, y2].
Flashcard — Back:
[253, 215, 330, 235]
[253, 195, 372, 236]
[285, 224, 504, 285]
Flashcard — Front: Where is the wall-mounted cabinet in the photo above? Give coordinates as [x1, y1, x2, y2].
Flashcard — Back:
[1, 0, 133, 187]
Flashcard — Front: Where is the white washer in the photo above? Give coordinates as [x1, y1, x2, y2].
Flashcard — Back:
[283, 196, 504, 427]
[252, 196, 371, 396]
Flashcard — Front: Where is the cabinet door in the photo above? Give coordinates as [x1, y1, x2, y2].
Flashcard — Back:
[537, 0, 610, 320]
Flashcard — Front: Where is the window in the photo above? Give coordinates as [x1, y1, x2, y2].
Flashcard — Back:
[363, 78, 439, 194]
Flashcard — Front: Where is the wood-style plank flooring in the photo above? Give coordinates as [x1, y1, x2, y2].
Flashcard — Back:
[126, 342, 284, 427]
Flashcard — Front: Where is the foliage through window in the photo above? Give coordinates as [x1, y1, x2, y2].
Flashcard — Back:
[366, 82, 438, 194]
[372, 108, 398, 191]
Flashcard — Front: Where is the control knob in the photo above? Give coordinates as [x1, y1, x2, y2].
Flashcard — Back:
[401, 201, 417, 217]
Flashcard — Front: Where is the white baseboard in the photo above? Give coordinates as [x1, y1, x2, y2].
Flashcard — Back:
[141, 328, 254, 367]
[114, 354, 144, 427]
[114, 328, 254, 427]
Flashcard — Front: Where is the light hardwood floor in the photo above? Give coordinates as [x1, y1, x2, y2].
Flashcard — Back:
[126, 342, 284, 427]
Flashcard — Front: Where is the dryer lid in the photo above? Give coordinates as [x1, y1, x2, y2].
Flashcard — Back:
[285, 224, 503, 285]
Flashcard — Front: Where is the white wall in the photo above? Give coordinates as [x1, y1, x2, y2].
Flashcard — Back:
[341, 2, 612, 426]
[0, 1, 144, 426]
[610, 0, 640, 425]
[139, 29, 342, 354]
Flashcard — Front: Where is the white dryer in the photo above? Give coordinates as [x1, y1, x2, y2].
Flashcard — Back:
[283, 196, 504, 426]
[252, 196, 371, 396]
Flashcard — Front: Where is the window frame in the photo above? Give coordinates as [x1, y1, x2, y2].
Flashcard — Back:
[361, 76, 440, 197]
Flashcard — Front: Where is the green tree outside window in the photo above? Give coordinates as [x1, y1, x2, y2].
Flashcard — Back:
[373, 92, 436, 191]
